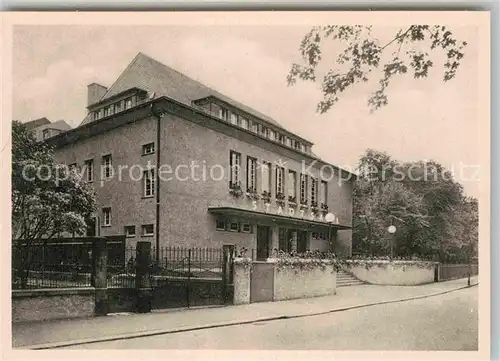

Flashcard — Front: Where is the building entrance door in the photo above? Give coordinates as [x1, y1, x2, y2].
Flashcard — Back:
[297, 230, 308, 253]
[256, 226, 270, 261]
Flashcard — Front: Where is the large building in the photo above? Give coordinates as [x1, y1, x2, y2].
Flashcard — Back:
[48, 52, 355, 260]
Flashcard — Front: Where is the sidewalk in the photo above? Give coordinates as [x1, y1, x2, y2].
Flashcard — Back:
[12, 276, 478, 349]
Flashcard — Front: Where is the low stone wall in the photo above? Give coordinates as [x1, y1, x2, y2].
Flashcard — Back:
[273, 262, 337, 301]
[346, 260, 437, 286]
[232, 259, 337, 304]
[12, 288, 95, 323]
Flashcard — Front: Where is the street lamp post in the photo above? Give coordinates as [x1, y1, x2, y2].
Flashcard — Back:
[387, 225, 396, 260]
[325, 213, 335, 253]
[467, 240, 473, 287]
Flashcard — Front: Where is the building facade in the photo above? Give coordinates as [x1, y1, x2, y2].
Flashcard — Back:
[25, 117, 72, 141]
[48, 52, 355, 259]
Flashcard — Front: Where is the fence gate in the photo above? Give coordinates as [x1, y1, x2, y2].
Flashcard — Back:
[150, 246, 231, 310]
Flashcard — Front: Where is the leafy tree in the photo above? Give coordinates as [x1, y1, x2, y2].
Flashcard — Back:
[11, 121, 97, 287]
[352, 149, 476, 262]
[288, 25, 467, 112]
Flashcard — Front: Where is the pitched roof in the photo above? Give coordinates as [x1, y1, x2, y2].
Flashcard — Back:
[79, 52, 288, 131]
[24, 117, 50, 130]
[45, 119, 72, 131]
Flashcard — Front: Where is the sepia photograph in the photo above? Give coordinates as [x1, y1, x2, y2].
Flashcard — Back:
[1, 10, 491, 359]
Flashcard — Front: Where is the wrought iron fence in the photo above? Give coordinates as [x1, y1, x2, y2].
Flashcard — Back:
[107, 246, 136, 288]
[12, 238, 126, 289]
[12, 242, 93, 289]
[151, 246, 224, 280]
[105, 246, 225, 288]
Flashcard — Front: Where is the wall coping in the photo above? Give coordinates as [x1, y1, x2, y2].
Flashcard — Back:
[12, 287, 95, 298]
[346, 259, 438, 265]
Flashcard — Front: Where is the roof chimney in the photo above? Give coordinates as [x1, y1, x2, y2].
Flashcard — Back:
[87, 83, 108, 107]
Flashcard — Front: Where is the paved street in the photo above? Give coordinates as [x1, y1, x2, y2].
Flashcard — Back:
[65, 286, 477, 350]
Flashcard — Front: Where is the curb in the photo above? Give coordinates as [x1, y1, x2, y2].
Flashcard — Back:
[20, 282, 478, 350]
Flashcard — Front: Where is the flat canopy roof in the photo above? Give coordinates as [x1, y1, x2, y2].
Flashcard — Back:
[208, 207, 352, 230]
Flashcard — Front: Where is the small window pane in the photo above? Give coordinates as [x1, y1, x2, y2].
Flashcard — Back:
[242, 223, 252, 233]
[125, 226, 136, 237]
[142, 224, 154, 236]
[216, 219, 225, 231]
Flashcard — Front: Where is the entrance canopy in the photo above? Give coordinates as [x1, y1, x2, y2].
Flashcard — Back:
[208, 206, 351, 230]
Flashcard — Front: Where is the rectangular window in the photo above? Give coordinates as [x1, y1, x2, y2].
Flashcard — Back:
[300, 173, 308, 204]
[229, 111, 238, 125]
[142, 224, 154, 236]
[125, 97, 133, 110]
[42, 129, 50, 140]
[288, 170, 297, 198]
[320, 180, 328, 205]
[240, 117, 249, 129]
[210, 103, 221, 117]
[114, 101, 122, 113]
[285, 137, 291, 147]
[242, 223, 252, 233]
[143, 169, 155, 197]
[103, 107, 109, 117]
[84, 159, 94, 182]
[267, 129, 275, 141]
[276, 166, 285, 196]
[311, 177, 318, 205]
[219, 107, 229, 121]
[102, 154, 112, 179]
[278, 134, 285, 144]
[125, 225, 136, 237]
[300, 144, 306, 153]
[109, 105, 115, 116]
[260, 125, 268, 137]
[142, 142, 155, 155]
[252, 122, 259, 133]
[215, 219, 226, 231]
[102, 208, 111, 227]
[229, 151, 241, 187]
[228, 221, 239, 232]
[246, 157, 257, 193]
[261, 161, 271, 194]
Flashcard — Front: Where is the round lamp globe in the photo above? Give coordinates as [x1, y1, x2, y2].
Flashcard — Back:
[388, 225, 397, 234]
[325, 213, 335, 223]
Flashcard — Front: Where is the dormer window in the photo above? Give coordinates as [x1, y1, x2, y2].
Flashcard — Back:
[42, 129, 50, 140]
[268, 129, 275, 141]
[252, 122, 259, 133]
[240, 117, 249, 129]
[229, 111, 238, 125]
[125, 97, 133, 110]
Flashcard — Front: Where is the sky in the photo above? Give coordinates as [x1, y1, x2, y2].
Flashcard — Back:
[12, 24, 482, 199]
